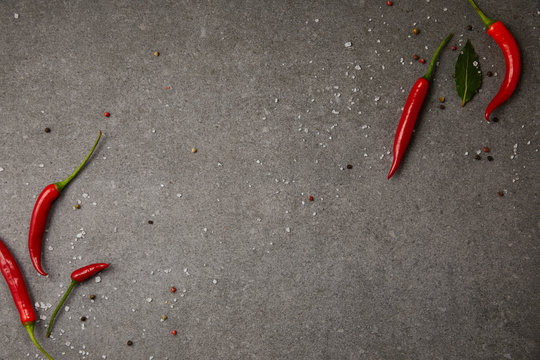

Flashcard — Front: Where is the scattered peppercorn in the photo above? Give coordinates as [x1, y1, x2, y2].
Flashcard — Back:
[386, 1, 393, 6]
[492, 117, 499, 123]
[171, 330, 177, 336]
[487, 156, 494, 161]
[191, 147, 197, 153]
[161, 315, 168, 321]
[148, 220, 154, 225]
[89, 294, 96, 300]
[346, 164, 353, 169]
[451, 45, 457, 51]
[487, 71, 493, 77]
[154, 51, 160, 57]
[439, 104, 446, 110]
[412, 28, 420, 35]
[413, 54, 419, 61]
[419, 58, 426, 64]
[127, 340, 133, 346]
[80, 316, 87, 322]
[308, 195, 314, 202]
[483, 146, 490, 153]
[474, 154, 481, 160]
[104, 112, 110, 118]
[467, 25, 473, 31]
[44, 127, 51, 133]
[74, 203, 81, 209]
[170, 287, 176, 293]
[497, 191, 504, 197]
[438, 96, 445, 103]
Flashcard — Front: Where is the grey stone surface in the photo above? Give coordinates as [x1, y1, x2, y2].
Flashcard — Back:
[0, 0, 539, 359]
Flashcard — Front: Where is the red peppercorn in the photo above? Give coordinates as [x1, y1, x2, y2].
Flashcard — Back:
[451, 45, 457, 51]
[386, 1, 393, 6]
[104, 112, 110, 117]
[308, 195, 314, 202]
[170, 286, 176, 293]
[419, 58, 426, 64]
[171, 330, 177, 336]
[483, 146, 490, 153]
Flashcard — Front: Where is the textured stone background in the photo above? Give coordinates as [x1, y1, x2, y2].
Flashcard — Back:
[0, 1, 538, 359]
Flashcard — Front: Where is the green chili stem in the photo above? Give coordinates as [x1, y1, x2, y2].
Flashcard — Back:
[423, 33, 454, 82]
[467, 0, 496, 28]
[24, 322, 54, 360]
[54, 131, 102, 193]
[46, 280, 77, 338]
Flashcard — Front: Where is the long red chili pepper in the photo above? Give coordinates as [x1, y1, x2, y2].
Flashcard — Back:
[0, 238, 55, 359]
[46, 263, 110, 337]
[29, 131, 102, 276]
[467, 0, 521, 121]
[388, 33, 453, 179]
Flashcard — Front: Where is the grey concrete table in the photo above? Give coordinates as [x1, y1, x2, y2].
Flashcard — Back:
[0, 1, 539, 359]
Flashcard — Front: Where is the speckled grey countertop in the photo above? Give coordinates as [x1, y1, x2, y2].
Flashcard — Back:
[0, 1, 539, 359]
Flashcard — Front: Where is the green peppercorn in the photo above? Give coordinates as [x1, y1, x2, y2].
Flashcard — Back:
[89, 294, 96, 300]
[346, 164, 353, 169]
[80, 316, 87, 322]
[413, 54, 419, 61]
[74, 204, 81, 209]
[438, 96, 445, 103]
[439, 105, 446, 110]
[44, 127, 51, 133]
[487, 156, 494, 161]
[474, 154, 481, 160]
[127, 340, 133, 346]
[412, 27, 420, 35]
[148, 220, 154, 224]
[487, 71, 493, 77]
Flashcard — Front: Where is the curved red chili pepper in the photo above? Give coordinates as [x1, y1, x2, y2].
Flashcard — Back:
[0, 238, 55, 359]
[28, 131, 102, 276]
[388, 34, 453, 179]
[467, 0, 521, 121]
[71, 263, 110, 282]
[46, 263, 110, 337]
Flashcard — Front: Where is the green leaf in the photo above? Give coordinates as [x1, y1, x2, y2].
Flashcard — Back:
[455, 39, 482, 106]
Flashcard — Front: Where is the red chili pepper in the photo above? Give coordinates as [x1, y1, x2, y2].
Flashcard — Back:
[467, 0, 521, 121]
[0, 238, 55, 359]
[388, 33, 453, 179]
[29, 131, 102, 276]
[46, 263, 109, 337]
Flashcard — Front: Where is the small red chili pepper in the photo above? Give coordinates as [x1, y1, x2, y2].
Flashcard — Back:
[467, 0, 521, 121]
[46, 263, 110, 337]
[0, 238, 55, 359]
[29, 131, 101, 276]
[388, 33, 453, 179]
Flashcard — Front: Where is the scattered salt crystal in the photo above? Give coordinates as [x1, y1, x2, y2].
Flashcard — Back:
[14, 13, 19, 19]
[146, 298, 152, 303]
[65, 306, 70, 312]
[212, 279, 218, 284]
[95, 276, 101, 283]
[344, 41, 352, 48]
[39, 164, 44, 168]
[285, 227, 291, 233]
[374, 96, 381, 102]
[176, 193, 182, 197]
[0, 167, 4, 172]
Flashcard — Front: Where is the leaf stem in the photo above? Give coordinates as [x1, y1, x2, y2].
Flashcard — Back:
[423, 33, 453, 82]
[467, 0, 496, 28]
[25, 322, 54, 360]
[47, 280, 77, 337]
[55, 131, 101, 193]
